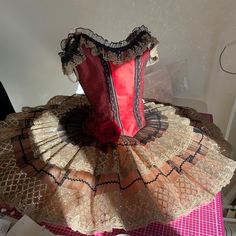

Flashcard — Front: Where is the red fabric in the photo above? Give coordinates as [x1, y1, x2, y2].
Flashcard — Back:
[110, 60, 138, 136]
[109, 51, 149, 137]
[75, 47, 150, 139]
[75, 47, 114, 139]
[76, 48, 113, 120]
[94, 120, 121, 143]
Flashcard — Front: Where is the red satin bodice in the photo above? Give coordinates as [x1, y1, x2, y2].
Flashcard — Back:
[75, 47, 149, 137]
[59, 26, 158, 142]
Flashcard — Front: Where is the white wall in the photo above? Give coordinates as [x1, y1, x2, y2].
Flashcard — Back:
[0, 0, 235, 129]
[206, 5, 236, 133]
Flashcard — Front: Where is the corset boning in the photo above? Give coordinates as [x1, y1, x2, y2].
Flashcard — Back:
[75, 47, 149, 137]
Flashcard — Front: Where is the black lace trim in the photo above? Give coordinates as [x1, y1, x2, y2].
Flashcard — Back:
[18, 127, 204, 192]
[59, 25, 158, 74]
[60, 106, 167, 147]
[18, 99, 167, 147]
[100, 57, 123, 130]
[15, 99, 209, 192]
[144, 98, 232, 156]
[133, 56, 143, 129]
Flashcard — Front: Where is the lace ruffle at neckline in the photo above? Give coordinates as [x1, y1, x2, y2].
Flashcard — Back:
[59, 25, 159, 75]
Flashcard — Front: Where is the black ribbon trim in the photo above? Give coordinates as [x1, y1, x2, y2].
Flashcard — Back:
[60, 27, 151, 64]
[18, 127, 204, 192]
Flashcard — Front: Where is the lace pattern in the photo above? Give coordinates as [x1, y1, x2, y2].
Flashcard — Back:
[59, 26, 159, 75]
[0, 95, 235, 234]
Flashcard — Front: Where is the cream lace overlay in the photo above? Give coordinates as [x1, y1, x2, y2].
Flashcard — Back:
[0, 95, 235, 234]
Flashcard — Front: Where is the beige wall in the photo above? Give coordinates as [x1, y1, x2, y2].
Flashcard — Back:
[0, 0, 235, 137]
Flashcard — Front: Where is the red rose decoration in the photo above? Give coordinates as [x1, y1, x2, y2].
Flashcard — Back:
[95, 121, 121, 143]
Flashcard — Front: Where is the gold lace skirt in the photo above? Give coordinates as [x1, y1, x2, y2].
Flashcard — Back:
[0, 95, 235, 234]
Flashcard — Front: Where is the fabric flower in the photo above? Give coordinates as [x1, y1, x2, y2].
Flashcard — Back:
[95, 120, 121, 144]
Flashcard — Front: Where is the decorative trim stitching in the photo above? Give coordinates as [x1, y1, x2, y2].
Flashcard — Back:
[100, 57, 123, 130]
[18, 129, 204, 192]
[133, 56, 143, 129]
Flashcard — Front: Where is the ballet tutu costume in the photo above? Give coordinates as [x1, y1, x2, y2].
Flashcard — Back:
[0, 26, 235, 234]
